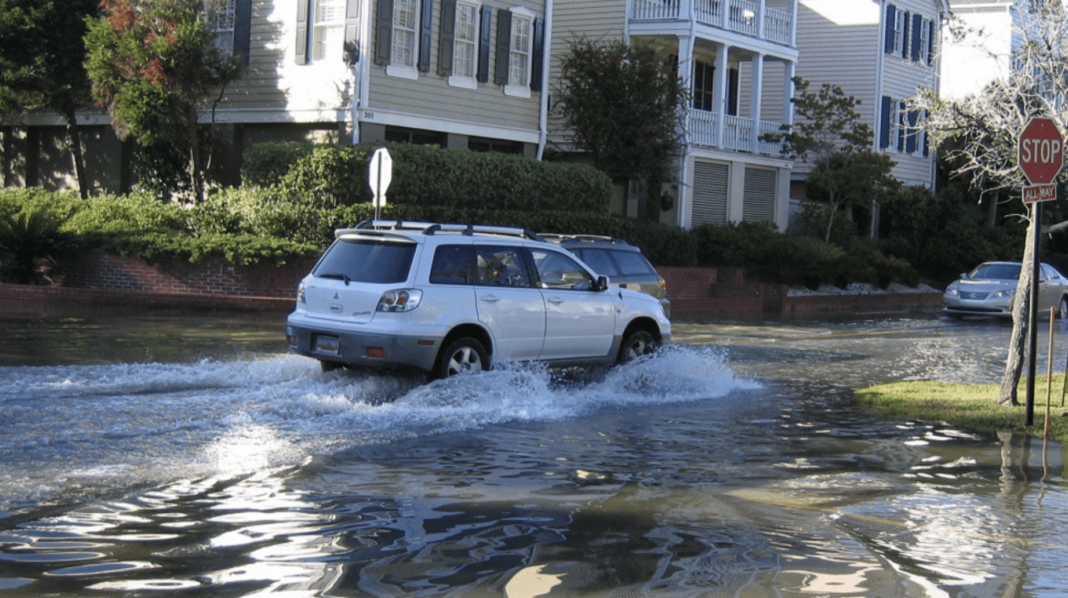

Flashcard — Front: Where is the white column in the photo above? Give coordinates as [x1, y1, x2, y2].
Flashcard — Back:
[750, 52, 765, 150]
[678, 35, 695, 145]
[783, 60, 795, 126]
[714, 43, 729, 147]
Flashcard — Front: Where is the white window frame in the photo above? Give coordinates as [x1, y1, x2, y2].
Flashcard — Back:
[206, 0, 236, 54]
[449, 0, 479, 89]
[919, 18, 931, 65]
[388, 0, 419, 79]
[893, 10, 906, 56]
[888, 98, 902, 153]
[504, 8, 534, 98]
[312, 0, 345, 62]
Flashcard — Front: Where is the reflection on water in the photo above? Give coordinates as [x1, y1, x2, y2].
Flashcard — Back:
[1, 312, 1067, 596]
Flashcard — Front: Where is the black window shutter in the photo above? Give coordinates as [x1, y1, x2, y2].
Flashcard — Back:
[296, 0, 309, 64]
[897, 101, 906, 150]
[235, 0, 252, 66]
[900, 11, 909, 58]
[884, 4, 895, 55]
[477, 5, 492, 82]
[910, 13, 922, 61]
[879, 96, 891, 148]
[345, 0, 361, 62]
[374, 0, 393, 65]
[418, 0, 433, 72]
[438, 0, 456, 75]
[530, 17, 544, 91]
[494, 10, 512, 86]
[923, 110, 930, 156]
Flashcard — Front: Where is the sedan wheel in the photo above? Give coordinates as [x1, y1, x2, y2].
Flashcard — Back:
[436, 338, 489, 378]
[1059, 296, 1068, 321]
[618, 330, 656, 364]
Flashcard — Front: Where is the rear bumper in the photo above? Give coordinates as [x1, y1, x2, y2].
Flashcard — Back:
[285, 312, 442, 372]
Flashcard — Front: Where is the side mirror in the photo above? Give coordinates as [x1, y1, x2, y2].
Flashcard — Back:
[596, 275, 610, 292]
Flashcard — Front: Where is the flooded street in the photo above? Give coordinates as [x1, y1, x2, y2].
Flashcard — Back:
[1, 309, 1066, 596]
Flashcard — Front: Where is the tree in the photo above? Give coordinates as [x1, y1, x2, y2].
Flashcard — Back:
[84, 0, 242, 203]
[0, 0, 99, 198]
[916, 3, 1068, 406]
[555, 38, 686, 221]
[769, 78, 898, 242]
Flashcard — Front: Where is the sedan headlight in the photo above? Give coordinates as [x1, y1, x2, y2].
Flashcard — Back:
[990, 289, 1013, 299]
[944, 283, 959, 297]
[377, 289, 423, 312]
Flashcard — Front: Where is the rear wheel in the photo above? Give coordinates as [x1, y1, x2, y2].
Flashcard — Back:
[617, 329, 656, 364]
[435, 337, 489, 378]
[1059, 296, 1068, 321]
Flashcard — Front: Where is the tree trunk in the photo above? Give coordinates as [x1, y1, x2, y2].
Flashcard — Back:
[64, 110, 89, 199]
[998, 211, 1036, 405]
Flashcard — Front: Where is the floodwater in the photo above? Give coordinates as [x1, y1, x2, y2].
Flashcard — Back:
[1, 308, 1067, 597]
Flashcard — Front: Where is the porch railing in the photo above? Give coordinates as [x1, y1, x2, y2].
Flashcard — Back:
[631, 0, 793, 46]
[686, 109, 785, 156]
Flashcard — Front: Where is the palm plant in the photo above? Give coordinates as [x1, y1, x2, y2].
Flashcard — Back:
[0, 209, 71, 284]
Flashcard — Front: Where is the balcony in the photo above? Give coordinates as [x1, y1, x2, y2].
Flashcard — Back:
[631, 0, 793, 46]
[686, 109, 784, 155]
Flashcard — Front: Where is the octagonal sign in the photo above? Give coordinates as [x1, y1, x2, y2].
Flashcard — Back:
[1018, 117, 1064, 185]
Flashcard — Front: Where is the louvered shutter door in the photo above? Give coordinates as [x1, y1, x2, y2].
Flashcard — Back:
[374, 0, 393, 65]
[296, 0, 310, 64]
[879, 96, 891, 149]
[692, 162, 729, 226]
[235, 0, 252, 66]
[418, 0, 433, 71]
[884, 4, 895, 54]
[438, 0, 455, 75]
[910, 13, 921, 61]
[531, 17, 544, 91]
[742, 167, 776, 223]
[477, 5, 491, 82]
[494, 10, 511, 86]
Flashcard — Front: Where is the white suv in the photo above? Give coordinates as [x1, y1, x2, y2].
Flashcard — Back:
[285, 221, 672, 379]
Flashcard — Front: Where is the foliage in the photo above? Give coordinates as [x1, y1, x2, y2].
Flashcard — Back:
[766, 77, 872, 161]
[854, 380, 1068, 443]
[0, 0, 99, 197]
[84, 0, 243, 202]
[241, 142, 316, 187]
[555, 38, 686, 186]
[0, 208, 73, 284]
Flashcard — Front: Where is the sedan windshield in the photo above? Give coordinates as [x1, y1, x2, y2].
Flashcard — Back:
[969, 263, 1021, 280]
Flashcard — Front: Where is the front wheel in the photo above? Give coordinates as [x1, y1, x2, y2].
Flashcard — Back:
[1059, 296, 1068, 321]
[617, 329, 656, 365]
[435, 337, 489, 379]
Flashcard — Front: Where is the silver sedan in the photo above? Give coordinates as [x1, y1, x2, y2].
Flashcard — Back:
[942, 261, 1068, 318]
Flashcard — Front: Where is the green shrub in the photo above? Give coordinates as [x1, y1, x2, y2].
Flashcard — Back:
[241, 141, 316, 187]
[0, 208, 73, 284]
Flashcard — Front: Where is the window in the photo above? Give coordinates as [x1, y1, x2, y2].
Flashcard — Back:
[692, 60, 714, 111]
[452, 1, 478, 84]
[313, 0, 345, 61]
[206, 0, 236, 53]
[430, 245, 475, 285]
[391, 0, 419, 74]
[893, 10, 906, 56]
[508, 13, 532, 90]
[531, 249, 595, 291]
[887, 99, 903, 152]
[477, 247, 532, 287]
[919, 18, 931, 65]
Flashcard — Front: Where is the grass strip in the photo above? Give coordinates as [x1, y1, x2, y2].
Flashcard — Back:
[853, 378, 1068, 443]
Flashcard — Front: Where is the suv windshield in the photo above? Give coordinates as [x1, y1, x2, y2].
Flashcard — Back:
[314, 239, 416, 284]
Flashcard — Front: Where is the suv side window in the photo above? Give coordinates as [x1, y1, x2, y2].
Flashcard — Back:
[430, 245, 475, 285]
[476, 246, 532, 287]
[574, 248, 619, 277]
[532, 249, 595, 291]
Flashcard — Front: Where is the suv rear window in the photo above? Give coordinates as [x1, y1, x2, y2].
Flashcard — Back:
[314, 239, 416, 284]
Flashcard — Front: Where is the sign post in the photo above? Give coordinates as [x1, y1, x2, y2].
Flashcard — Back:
[368, 147, 393, 221]
[1018, 117, 1064, 426]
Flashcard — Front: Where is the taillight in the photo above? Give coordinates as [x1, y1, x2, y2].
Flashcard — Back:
[658, 276, 667, 294]
[377, 289, 423, 312]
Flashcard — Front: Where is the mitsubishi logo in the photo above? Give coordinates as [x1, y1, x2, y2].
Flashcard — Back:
[333, 292, 339, 300]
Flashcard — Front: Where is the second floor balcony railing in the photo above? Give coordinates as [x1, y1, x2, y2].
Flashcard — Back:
[631, 0, 793, 46]
[686, 109, 785, 155]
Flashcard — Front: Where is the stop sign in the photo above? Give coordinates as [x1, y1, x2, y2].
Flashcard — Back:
[1018, 117, 1064, 185]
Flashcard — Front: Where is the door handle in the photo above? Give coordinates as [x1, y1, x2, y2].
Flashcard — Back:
[546, 296, 564, 305]
[481, 295, 500, 303]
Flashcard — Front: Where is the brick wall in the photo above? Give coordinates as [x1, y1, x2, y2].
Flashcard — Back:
[4, 251, 942, 318]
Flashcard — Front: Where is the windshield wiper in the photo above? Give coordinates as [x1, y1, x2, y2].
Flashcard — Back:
[319, 273, 352, 286]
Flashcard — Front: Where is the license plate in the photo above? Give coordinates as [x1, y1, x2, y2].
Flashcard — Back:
[313, 334, 340, 355]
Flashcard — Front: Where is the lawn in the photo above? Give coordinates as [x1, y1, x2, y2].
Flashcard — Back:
[854, 377, 1068, 443]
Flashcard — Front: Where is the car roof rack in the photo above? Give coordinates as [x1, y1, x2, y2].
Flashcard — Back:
[347, 220, 547, 242]
[539, 233, 633, 246]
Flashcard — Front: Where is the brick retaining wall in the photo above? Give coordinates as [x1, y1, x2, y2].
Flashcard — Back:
[2, 251, 942, 319]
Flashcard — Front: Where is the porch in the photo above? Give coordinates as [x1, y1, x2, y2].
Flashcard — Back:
[630, 0, 795, 46]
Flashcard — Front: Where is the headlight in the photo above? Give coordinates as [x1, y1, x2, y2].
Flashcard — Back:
[377, 289, 423, 312]
[944, 283, 959, 297]
[990, 289, 1012, 299]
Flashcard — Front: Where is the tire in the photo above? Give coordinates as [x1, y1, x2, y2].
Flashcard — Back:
[1059, 296, 1068, 321]
[435, 337, 489, 378]
[617, 329, 656, 365]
